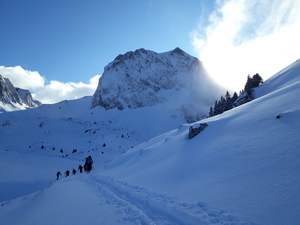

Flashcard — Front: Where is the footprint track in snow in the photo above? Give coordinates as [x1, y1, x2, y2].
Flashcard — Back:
[85, 174, 258, 225]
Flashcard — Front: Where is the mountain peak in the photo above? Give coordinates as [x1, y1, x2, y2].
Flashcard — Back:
[171, 47, 184, 54]
[0, 75, 41, 112]
[113, 48, 157, 64]
[92, 48, 223, 122]
[0, 74, 22, 105]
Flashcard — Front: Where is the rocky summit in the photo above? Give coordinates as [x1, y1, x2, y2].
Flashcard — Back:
[92, 48, 223, 122]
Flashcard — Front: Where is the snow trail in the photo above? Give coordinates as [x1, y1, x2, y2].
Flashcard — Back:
[87, 174, 258, 225]
[0, 169, 260, 225]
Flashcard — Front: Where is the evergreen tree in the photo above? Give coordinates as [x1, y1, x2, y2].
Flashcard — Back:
[244, 73, 263, 93]
[209, 106, 214, 117]
[231, 92, 238, 104]
[225, 91, 231, 101]
[252, 73, 263, 88]
[224, 91, 232, 111]
[208, 74, 263, 118]
[244, 75, 253, 94]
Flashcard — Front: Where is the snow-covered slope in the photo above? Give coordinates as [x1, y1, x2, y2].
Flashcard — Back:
[254, 59, 300, 99]
[92, 48, 224, 122]
[1, 59, 300, 225]
[100, 59, 300, 225]
[0, 96, 188, 165]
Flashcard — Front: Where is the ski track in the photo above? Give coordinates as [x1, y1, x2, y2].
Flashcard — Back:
[86, 174, 258, 225]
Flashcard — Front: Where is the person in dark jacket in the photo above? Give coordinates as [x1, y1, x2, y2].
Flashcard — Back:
[85, 156, 93, 172]
[65, 170, 70, 177]
[72, 168, 77, 175]
[78, 164, 83, 173]
[56, 171, 61, 180]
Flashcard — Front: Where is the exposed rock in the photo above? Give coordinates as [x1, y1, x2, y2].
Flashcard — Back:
[0, 75, 41, 112]
[16, 88, 41, 107]
[0, 75, 22, 104]
[188, 123, 208, 139]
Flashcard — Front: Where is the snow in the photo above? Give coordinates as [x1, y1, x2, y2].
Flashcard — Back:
[1, 59, 300, 225]
[0, 150, 77, 202]
[255, 59, 300, 98]
[0, 101, 27, 113]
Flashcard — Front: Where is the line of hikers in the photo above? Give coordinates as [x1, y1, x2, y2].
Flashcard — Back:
[56, 156, 94, 180]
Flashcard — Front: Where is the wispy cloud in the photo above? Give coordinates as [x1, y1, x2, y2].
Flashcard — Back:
[0, 66, 100, 104]
[190, 0, 300, 92]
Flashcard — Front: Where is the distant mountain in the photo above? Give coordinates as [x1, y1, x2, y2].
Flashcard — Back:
[16, 88, 42, 108]
[92, 48, 224, 122]
[0, 75, 22, 104]
[0, 75, 41, 112]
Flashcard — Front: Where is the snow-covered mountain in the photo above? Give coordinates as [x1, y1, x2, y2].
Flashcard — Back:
[0, 75, 41, 112]
[16, 88, 42, 108]
[0, 75, 22, 104]
[0, 58, 300, 225]
[92, 48, 224, 122]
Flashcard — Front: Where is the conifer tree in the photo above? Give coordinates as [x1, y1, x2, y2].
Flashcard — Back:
[209, 106, 214, 117]
[252, 73, 263, 88]
[232, 92, 238, 104]
[208, 74, 263, 118]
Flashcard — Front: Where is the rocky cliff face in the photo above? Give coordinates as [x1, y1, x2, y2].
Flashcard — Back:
[16, 88, 42, 107]
[0, 75, 41, 112]
[92, 48, 224, 122]
[0, 75, 22, 104]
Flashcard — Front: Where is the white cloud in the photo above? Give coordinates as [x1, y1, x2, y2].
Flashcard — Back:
[32, 75, 101, 104]
[190, 0, 300, 92]
[0, 65, 101, 104]
[0, 66, 45, 90]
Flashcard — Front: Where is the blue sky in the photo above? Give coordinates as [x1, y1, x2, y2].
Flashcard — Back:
[1, 0, 299, 103]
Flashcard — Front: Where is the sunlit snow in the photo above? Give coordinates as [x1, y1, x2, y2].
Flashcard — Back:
[1, 59, 300, 225]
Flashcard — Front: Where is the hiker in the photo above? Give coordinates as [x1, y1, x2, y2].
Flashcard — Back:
[85, 156, 93, 172]
[56, 171, 62, 180]
[65, 170, 70, 177]
[72, 168, 77, 175]
[78, 164, 83, 173]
